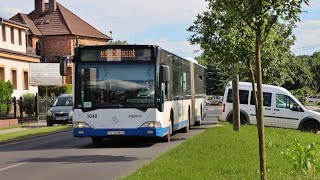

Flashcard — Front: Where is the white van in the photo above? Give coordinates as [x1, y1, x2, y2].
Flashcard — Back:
[219, 82, 320, 133]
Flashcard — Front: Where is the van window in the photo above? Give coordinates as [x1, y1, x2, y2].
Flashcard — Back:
[226, 89, 249, 104]
[250, 92, 272, 107]
[276, 94, 298, 109]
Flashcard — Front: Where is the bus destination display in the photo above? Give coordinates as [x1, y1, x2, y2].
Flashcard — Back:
[80, 48, 152, 61]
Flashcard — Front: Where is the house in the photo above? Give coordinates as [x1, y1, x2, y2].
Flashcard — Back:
[10, 0, 112, 83]
[0, 17, 40, 98]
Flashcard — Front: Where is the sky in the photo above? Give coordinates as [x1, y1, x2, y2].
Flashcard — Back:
[0, 0, 319, 58]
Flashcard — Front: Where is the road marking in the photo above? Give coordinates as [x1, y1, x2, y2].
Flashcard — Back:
[0, 162, 27, 172]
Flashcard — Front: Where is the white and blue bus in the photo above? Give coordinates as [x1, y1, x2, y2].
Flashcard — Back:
[60, 45, 206, 144]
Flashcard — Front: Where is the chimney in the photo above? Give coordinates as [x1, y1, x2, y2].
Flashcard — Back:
[49, 0, 57, 12]
[34, 0, 45, 14]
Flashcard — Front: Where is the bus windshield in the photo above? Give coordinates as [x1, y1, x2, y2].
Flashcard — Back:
[76, 63, 155, 109]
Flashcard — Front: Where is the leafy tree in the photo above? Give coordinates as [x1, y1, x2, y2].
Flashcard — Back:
[189, 0, 308, 179]
[309, 52, 320, 93]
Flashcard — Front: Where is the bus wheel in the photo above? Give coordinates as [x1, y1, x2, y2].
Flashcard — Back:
[301, 120, 320, 134]
[91, 137, 104, 144]
[164, 121, 172, 142]
[182, 110, 190, 133]
[195, 108, 202, 126]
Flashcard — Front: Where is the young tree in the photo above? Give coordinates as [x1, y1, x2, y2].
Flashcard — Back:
[189, 0, 308, 179]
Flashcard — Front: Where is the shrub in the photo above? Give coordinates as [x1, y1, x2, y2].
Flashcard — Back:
[0, 80, 14, 114]
[38, 84, 73, 97]
[283, 139, 320, 173]
[22, 93, 36, 117]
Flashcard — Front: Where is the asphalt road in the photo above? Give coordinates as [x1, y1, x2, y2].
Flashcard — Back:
[0, 106, 220, 180]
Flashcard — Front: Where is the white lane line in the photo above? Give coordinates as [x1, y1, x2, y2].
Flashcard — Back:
[0, 162, 27, 172]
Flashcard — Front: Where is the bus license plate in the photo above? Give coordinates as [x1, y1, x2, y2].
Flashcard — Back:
[107, 131, 125, 135]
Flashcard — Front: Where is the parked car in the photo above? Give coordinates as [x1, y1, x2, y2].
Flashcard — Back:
[46, 94, 73, 126]
[207, 95, 223, 105]
[304, 95, 320, 102]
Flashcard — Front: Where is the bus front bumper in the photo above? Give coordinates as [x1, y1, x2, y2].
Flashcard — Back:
[73, 127, 169, 138]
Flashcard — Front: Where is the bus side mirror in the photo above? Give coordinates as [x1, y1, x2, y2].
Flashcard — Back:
[161, 65, 169, 83]
[60, 56, 69, 76]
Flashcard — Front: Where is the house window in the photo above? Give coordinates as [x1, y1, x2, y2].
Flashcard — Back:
[23, 71, 29, 90]
[2, 25, 6, 42]
[11, 69, 17, 90]
[11, 27, 14, 44]
[0, 66, 4, 80]
[18, 29, 22, 45]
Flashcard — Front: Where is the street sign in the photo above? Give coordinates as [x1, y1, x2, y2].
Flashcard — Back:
[30, 63, 63, 86]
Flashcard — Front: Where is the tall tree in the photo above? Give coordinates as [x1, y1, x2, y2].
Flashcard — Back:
[189, 0, 308, 179]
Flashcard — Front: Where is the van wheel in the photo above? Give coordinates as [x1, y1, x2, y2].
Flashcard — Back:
[301, 120, 320, 134]
[228, 113, 248, 125]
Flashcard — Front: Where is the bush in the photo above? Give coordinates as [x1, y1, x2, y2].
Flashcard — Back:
[22, 93, 36, 117]
[283, 139, 320, 173]
[38, 84, 73, 97]
[0, 80, 14, 114]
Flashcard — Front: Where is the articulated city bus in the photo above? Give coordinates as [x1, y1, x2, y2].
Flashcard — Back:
[60, 45, 206, 144]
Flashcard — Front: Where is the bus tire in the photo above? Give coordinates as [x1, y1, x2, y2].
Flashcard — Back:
[194, 106, 202, 126]
[301, 120, 320, 134]
[164, 118, 173, 142]
[181, 109, 190, 133]
[91, 137, 104, 144]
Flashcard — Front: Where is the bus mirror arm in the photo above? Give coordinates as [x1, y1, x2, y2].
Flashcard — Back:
[160, 65, 170, 83]
[60, 56, 70, 76]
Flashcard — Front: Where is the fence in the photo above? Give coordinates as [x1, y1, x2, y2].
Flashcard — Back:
[38, 94, 57, 120]
[0, 96, 39, 124]
[0, 94, 58, 124]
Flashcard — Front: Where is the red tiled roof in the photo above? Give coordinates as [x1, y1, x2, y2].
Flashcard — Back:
[10, 2, 110, 40]
[58, 4, 110, 40]
[10, 13, 42, 36]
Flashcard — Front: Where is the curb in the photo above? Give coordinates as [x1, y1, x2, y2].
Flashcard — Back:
[0, 128, 72, 145]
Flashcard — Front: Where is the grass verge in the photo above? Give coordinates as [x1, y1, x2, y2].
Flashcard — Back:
[0, 125, 21, 130]
[124, 123, 320, 180]
[0, 126, 71, 142]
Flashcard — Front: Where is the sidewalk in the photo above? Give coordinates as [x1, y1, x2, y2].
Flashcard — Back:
[0, 120, 47, 135]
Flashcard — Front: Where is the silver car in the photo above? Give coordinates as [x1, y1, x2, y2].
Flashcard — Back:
[46, 94, 73, 126]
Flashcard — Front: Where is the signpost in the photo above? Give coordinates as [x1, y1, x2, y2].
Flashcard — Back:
[29, 63, 63, 121]
[29, 63, 63, 86]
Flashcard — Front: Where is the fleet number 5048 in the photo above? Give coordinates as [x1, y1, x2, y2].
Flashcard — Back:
[87, 114, 97, 118]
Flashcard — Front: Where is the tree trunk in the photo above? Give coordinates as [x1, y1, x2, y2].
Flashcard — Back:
[247, 61, 258, 112]
[255, 29, 267, 180]
[232, 75, 240, 131]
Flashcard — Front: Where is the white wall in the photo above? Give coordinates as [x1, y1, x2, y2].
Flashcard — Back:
[0, 24, 27, 53]
[0, 57, 38, 98]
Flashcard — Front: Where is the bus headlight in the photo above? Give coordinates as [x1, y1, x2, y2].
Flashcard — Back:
[140, 121, 161, 128]
[73, 122, 91, 128]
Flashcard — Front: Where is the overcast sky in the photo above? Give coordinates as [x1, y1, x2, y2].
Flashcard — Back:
[0, 0, 319, 58]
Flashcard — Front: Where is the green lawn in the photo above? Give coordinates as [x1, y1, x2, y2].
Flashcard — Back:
[124, 123, 320, 180]
[0, 125, 21, 130]
[0, 126, 72, 142]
